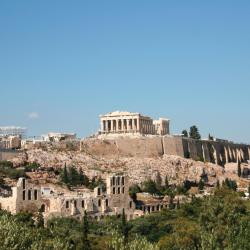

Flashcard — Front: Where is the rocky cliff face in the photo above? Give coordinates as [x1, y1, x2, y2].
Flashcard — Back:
[11, 143, 248, 187]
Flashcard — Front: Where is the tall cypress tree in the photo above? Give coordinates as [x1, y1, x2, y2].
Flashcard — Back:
[121, 208, 129, 245]
[82, 210, 90, 250]
[237, 162, 242, 177]
[165, 176, 169, 189]
[62, 163, 69, 184]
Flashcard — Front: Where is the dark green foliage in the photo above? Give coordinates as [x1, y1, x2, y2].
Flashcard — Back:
[60, 164, 92, 188]
[176, 199, 180, 209]
[189, 125, 201, 140]
[0, 188, 250, 249]
[198, 179, 205, 191]
[120, 208, 129, 245]
[182, 130, 188, 137]
[223, 178, 237, 191]
[183, 180, 195, 191]
[24, 162, 40, 172]
[15, 212, 35, 227]
[0, 161, 25, 179]
[237, 162, 242, 177]
[61, 163, 69, 184]
[82, 211, 91, 250]
[141, 180, 160, 195]
[88, 176, 105, 190]
[164, 176, 169, 189]
[176, 184, 187, 195]
[36, 208, 44, 228]
[129, 184, 141, 200]
[216, 180, 220, 188]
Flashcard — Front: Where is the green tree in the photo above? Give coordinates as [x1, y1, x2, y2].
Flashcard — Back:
[216, 180, 220, 188]
[199, 188, 247, 249]
[82, 211, 90, 250]
[182, 130, 188, 137]
[129, 184, 141, 201]
[121, 208, 129, 245]
[189, 126, 201, 140]
[164, 176, 169, 189]
[36, 208, 44, 228]
[198, 179, 205, 191]
[237, 162, 242, 177]
[61, 163, 69, 184]
[154, 172, 162, 191]
[79, 167, 90, 186]
[176, 199, 180, 209]
[169, 196, 175, 210]
[142, 180, 160, 195]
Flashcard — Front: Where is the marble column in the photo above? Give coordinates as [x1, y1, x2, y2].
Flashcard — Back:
[101, 120, 104, 132]
[132, 119, 135, 131]
[137, 118, 140, 132]
[111, 120, 113, 131]
[121, 119, 124, 132]
[127, 119, 130, 132]
[116, 119, 119, 131]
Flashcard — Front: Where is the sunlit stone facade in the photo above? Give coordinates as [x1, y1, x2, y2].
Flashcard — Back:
[99, 111, 170, 136]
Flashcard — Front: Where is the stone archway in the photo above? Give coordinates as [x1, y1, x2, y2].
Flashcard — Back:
[40, 204, 46, 212]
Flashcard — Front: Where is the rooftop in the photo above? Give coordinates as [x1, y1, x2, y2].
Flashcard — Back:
[100, 111, 140, 117]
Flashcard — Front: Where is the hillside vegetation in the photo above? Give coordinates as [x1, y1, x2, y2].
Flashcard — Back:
[0, 187, 249, 250]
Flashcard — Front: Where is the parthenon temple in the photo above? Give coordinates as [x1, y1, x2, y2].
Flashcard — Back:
[99, 111, 170, 136]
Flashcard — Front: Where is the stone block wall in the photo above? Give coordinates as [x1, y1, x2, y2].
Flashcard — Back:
[80, 136, 250, 166]
[0, 150, 22, 161]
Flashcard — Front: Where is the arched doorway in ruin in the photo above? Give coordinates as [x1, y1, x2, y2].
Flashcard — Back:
[40, 204, 46, 213]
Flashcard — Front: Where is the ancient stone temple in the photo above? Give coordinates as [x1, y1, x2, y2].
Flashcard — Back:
[99, 111, 170, 136]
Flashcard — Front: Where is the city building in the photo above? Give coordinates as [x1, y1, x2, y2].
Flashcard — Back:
[99, 111, 170, 136]
[41, 132, 77, 142]
[0, 136, 21, 149]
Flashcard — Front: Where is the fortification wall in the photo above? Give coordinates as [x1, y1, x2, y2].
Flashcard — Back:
[80, 136, 250, 166]
[162, 136, 185, 157]
[81, 137, 163, 158]
[0, 150, 22, 161]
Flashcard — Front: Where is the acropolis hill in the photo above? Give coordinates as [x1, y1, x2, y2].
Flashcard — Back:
[3, 110, 249, 189]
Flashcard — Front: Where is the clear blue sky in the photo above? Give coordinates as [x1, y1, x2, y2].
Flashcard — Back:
[1, 1, 250, 142]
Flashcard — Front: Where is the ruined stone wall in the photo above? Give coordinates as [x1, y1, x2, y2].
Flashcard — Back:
[0, 150, 22, 161]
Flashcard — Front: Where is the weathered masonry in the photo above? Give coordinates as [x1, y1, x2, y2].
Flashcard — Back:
[0, 175, 140, 221]
[163, 136, 250, 166]
[99, 111, 170, 136]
